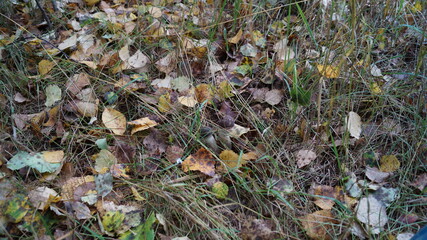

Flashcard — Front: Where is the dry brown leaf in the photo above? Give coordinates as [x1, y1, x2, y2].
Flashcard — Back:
[296, 149, 317, 168]
[66, 73, 91, 96]
[156, 51, 177, 74]
[411, 173, 427, 191]
[61, 175, 95, 202]
[301, 210, 337, 240]
[128, 117, 158, 135]
[74, 100, 99, 117]
[102, 108, 127, 135]
[43, 106, 60, 127]
[43, 150, 64, 163]
[182, 148, 215, 176]
[28, 187, 59, 210]
[195, 84, 213, 103]
[265, 89, 283, 106]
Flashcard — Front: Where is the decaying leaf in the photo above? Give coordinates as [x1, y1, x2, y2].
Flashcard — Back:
[265, 89, 283, 106]
[102, 108, 127, 135]
[309, 184, 344, 210]
[158, 93, 172, 113]
[94, 149, 117, 174]
[274, 38, 295, 61]
[240, 218, 277, 240]
[228, 28, 243, 44]
[356, 195, 388, 234]
[7, 150, 64, 173]
[61, 175, 96, 202]
[411, 173, 427, 192]
[66, 73, 91, 96]
[128, 117, 158, 135]
[301, 210, 337, 240]
[212, 182, 228, 199]
[366, 166, 392, 183]
[347, 111, 362, 139]
[45, 85, 62, 107]
[228, 124, 250, 138]
[28, 187, 59, 210]
[182, 148, 215, 176]
[379, 155, 400, 173]
[295, 149, 317, 168]
[219, 150, 242, 170]
[317, 64, 340, 78]
[195, 84, 213, 103]
[38, 60, 55, 75]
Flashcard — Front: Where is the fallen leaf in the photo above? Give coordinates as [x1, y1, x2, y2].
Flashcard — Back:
[7, 150, 64, 173]
[94, 149, 117, 174]
[156, 51, 177, 74]
[265, 89, 283, 106]
[58, 35, 77, 50]
[274, 38, 295, 61]
[356, 195, 388, 234]
[165, 145, 184, 163]
[195, 84, 213, 103]
[45, 85, 62, 107]
[85, 0, 100, 6]
[74, 100, 99, 117]
[240, 43, 257, 57]
[212, 182, 228, 199]
[301, 210, 337, 240]
[158, 93, 172, 113]
[28, 187, 59, 210]
[178, 95, 198, 107]
[171, 76, 192, 92]
[70, 201, 92, 220]
[217, 81, 234, 99]
[317, 64, 340, 78]
[61, 175, 96, 202]
[14, 92, 28, 103]
[295, 149, 317, 168]
[240, 218, 277, 240]
[43, 105, 60, 127]
[131, 186, 146, 201]
[347, 111, 362, 139]
[219, 150, 245, 170]
[228, 28, 243, 44]
[370, 64, 383, 77]
[182, 148, 216, 176]
[228, 124, 250, 138]
[127, 50, 150, 69]
[379, 155, 400, 172]
[309, 184, 342, 210]
[366, 166, 392, 183]
[102, 108, 127, 135]
[152, 76, 172, 89]
[128, 117, 158, 135]
[66, 73, 91, 96]
[38, 60, 55, 75]
[411, 173, 427, 191]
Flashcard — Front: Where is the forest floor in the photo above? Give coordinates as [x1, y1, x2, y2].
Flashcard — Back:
[0, 0, 426, 239]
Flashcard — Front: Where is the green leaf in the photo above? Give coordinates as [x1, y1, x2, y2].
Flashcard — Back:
[102, 211, 125, 233]
[120, 212, 156, 240]
[7, 151, 62, 173]
[5, 194, 31, 223]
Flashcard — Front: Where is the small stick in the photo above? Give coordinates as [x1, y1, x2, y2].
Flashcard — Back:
[35, 0, 53, 29]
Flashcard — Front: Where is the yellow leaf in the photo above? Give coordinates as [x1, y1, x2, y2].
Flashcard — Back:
[182, 148, 215, 176]
[379, 155, 400, 172]
[212, 182, 229, 199]
[228, 29, 243, 44]
[217, 81, 234, 99]
[42, 150, 64, 164]
[158, 93, 171, 113]
[128, 117, 158, 135]
[301, 210, 337, 240]
[131, 186, 146, 201]
[102, 108, 127, 135]
[219, 150, 243, 169]
[38, 60, 55, 75]
[85, 0, 100, 6]
[370, 82, 382, 95]
[178, 96, 198, 107]
[316, 64, 340, 78]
